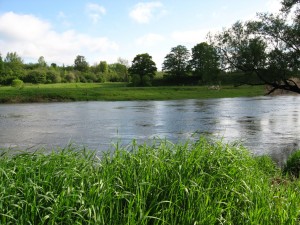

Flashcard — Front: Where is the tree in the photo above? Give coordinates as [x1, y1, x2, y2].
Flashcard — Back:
[281, 0, 300, 12]
[99, 61, 108, 73]
[162, 45, 190, 77]
[38, 56, 47, 68]
[0, 54, 4, 75]
[209, 0, 300, 94]
[190, 42, 220, 83]
[74, 55, 89, 72]
[128, 53, 157, 86]
[109, 63, 128, 82]
[117, 57, 129, 68]
[4, 52, 25, 80]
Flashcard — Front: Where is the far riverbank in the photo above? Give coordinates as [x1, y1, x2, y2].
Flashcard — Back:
[0, 83, 265, 103]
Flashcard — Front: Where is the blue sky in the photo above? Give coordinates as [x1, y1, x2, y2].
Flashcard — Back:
[0, 0, 281, 69]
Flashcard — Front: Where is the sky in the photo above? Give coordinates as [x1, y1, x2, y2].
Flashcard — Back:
[0, 0, 282, 69]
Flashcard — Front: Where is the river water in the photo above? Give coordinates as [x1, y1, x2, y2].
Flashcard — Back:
[0, 96, 300, 166]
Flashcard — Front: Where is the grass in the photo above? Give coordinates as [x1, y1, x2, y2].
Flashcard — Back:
[0, 83, 265, 103]
[1, 138, 300, 224]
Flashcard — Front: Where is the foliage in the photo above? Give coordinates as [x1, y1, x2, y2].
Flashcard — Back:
[190, 42, 220, 83]
[24, 69, 47, 84]
[46, 69, 61, 84]
[11, 79, 24, 88]
[38, 56, 47, 68]
[283, 150, 300, 177]
[128, 53, 157, 86]
[98, 61, 108, 73]
[209, 0, 300, 94]
[130, 74, 141, 87]
[109, 63, 128, 82]
[0, 139, 300, 224]
[3, 52, 25, 79]
[74, 55, 89, 72]
[0, 54, 4, 75]
[162, 45, 191, 77]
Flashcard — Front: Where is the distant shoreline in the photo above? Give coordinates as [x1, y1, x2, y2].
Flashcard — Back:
[0, 83, 265, 103]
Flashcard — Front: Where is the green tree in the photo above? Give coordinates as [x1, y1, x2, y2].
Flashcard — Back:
[74, 55, 89, 72]
[190, 42, 220, 83]
[4, 52, 24, 78]
[109, 63, 128, 82]
[38, 56, 47, 68]
[1, 52, 25, 84]
[162, 45, 190, 77]
[128, 53, 157, 86]
[25, 69, 46, 84]
[210, 0, 300, 94]
[46, 70, 61, 83]
[0, 54, 4, 75]
[99, 61, 108, 73]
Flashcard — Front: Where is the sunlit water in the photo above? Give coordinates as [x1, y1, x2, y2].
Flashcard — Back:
[1, 96, 300, 166]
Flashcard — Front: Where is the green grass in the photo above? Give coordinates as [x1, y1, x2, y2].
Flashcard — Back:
[0, 83, 265, 103]
[1, 139, 300, 224]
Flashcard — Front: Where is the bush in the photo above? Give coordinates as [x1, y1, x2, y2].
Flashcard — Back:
[25, 70, 46, 84]
[11, 79, 24, 89]
[283, 150, 300, 177]
[46, 71, 61, 83]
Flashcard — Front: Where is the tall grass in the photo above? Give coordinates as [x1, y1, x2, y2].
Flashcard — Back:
[0, 139, 299, 224]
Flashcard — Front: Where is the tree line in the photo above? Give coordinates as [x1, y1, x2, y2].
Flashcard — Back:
[0, 42, 223, 87]
[0, 0, 299, 93]
[0, 53, 130, 85]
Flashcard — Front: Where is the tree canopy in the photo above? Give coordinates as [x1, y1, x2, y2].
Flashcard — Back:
[162, 45, 190, 77]
[74, 55, 89, 72]
[190, 42, 219, 83]
[128, 53, 157, 86]
[209, 0, 300, 93]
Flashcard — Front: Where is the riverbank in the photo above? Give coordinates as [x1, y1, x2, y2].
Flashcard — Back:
[0, 83, 265, 103]
[1, 139, 299, 224]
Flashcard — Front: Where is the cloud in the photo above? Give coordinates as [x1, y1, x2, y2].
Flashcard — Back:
[136, 33, 165, 46]
[171, 28, 214, 44]
[129, 1, 165, 24]
[0, 12, 118, 65]
[86, 3, 106, 24]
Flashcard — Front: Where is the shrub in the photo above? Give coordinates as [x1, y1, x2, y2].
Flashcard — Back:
[25, 70, 46, 84]
[11, 79, 24, 88]
[283, 150, 300, 177]
[46, 71, 61, 83]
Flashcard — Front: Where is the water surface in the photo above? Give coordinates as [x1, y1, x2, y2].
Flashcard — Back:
[0, 96, 299, 166]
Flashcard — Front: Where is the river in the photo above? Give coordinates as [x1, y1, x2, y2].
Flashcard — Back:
[0, 96, 300, 166]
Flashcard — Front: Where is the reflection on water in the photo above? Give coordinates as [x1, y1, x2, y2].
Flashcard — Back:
[0, 96, 300, 166]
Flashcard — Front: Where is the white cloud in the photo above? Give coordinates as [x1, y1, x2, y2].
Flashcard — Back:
[171, 28, 214, 44]
[86, 3, 106, 24]
[129, 1, 165, 24]
[136, 33, 165, 46]
[0, 12, 118, 65]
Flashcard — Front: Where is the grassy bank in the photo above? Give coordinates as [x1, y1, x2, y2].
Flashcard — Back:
[1, 139, 299, 224]
[0, 83, 265, 103]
